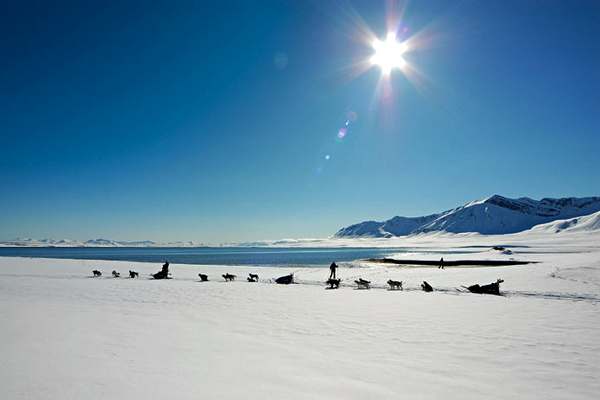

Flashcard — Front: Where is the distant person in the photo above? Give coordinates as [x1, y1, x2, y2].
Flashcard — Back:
[152, 260, 170, 279]
[329, 262, 338, 279]
[439, 257, 444, 270]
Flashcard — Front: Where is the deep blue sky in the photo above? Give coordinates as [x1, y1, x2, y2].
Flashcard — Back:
[1, 0, 599, 243]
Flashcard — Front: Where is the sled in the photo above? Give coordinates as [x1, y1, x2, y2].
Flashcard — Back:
[421, 281, 433, 292]
[464, 279, 504, 295]
[275, 274, 294, 284]
[151, 272, 171, 280]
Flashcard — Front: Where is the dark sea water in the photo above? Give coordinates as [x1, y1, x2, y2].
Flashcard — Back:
[0, 247, 400, 267]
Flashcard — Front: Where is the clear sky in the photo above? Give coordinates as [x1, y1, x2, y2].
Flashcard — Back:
[1, 0, 599, 243]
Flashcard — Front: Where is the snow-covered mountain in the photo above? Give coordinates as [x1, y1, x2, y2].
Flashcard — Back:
[335, 195, 600, 237]
[0, 238, 86, 247]
[528, 210, 600, 234]
[0, 238, 206, 247]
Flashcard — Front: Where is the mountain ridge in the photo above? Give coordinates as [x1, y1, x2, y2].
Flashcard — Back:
[0, 238, 207, 248]
[335, 195, 600, 237]
[529, 210, 600, 234]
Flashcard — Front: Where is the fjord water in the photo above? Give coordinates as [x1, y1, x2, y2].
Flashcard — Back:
[0, 247, 400, 267]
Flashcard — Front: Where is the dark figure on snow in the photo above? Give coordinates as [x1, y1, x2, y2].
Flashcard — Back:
[421, 281, 433, 292]
[329, 262, 338, 279]
[326, 278, 340, 289]
[152, 261, 170, 279]
[439, 257, 444, 269]
[466, 279, 504, 296]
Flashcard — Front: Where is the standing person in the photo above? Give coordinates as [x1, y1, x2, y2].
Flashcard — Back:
[439, 257, 444, 270]
[329, 262, 338, 279]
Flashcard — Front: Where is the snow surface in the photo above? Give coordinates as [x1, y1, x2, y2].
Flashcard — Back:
[2, 230, 599, 399]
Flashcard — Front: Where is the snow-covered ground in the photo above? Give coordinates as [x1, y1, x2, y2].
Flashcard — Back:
[1, 231, 599, 399]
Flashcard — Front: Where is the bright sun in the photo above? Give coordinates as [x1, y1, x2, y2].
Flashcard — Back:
[370, 32, 408, 75]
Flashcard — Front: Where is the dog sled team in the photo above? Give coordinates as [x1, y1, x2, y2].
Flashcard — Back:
[91, 260, 505, 295]
[92, 262, 170, 280]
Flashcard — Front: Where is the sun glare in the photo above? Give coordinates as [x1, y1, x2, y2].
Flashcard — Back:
[370, 32, 407, 75]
